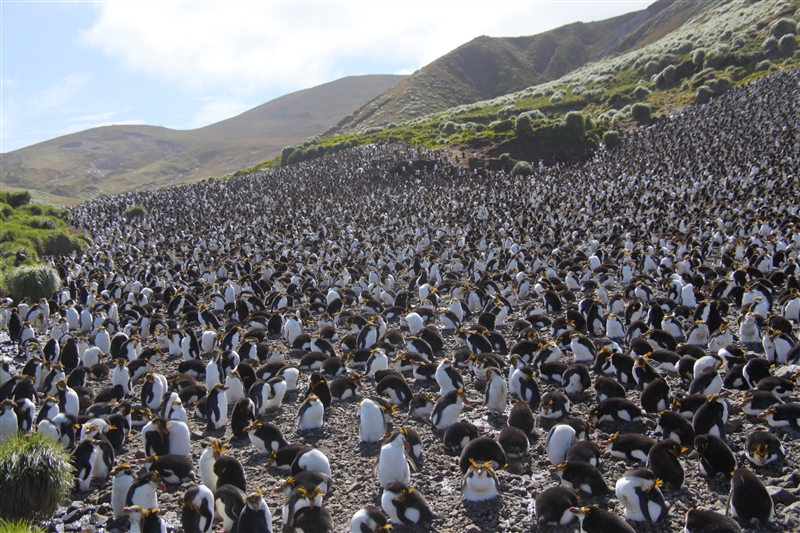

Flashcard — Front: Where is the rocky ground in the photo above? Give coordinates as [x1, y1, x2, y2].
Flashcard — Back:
[5, 298, 800, 533]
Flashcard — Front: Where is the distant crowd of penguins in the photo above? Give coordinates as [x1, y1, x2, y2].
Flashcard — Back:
[1, 68, 800, 533]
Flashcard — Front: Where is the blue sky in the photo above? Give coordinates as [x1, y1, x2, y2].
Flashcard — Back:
[1, 1, 652, 153]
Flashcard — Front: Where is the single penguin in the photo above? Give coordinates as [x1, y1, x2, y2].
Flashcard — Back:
[142, 453, 196, 485]
[646, 439, 685, 489]
[231, 397, 256, 440]
[483, 366, 508, 413]
[431, 388, 469, 430]
[565, 439, 602, 466]
[435, 359, 464, 394]
[141, 417, 170, 457]
[593, 376, 626, 402]
[349, 504, 391, 533]
[601, 432, 655, 462]
[291, 446, 332, 477]
[297, 393, 325, 431]
[549, 461, 609, 495]
[282, 484, 326, 532]
[695, 433, 736, 479]
[375, 373, 413, 407]
[181, 484, 215, 533]
[357, 398, 387, 443]
[459, 436, 508, 474]
[122, 505, 167, 533]
[615, 467, 668, 522]
[442, 421, 479, 455]
[745, 431, 786, 467]
[498, 426, 530, 460]
[562, 364, 591, 395]
[126, 470, 166, 508]
[206, 383, 229, 431]
[330, 374, 361, 402]
[376, 430, 413, 488]
[214, 484, 246, 533]
[305, 371, 332, 409]
[199, 439, 225, 489]
[692, 393, 728, 438]
[236, 492, 273, 533]
[214, 455, 247, 492]
[738, 390, 782, 416]
[244, 420, 288, 455]
[758, 403, 800, 434]
[70, 438, 97, 491]
[684, 508, 742, 533]
[589, 397, 643, 425]
[461, 458, 501, 501]
[568, 505, 636, 533]
[546, 424, 576, 466]
[409, 393, 436, 419]
[0, 399, 19, 441]
[111, 464, 136, 519]
[540, 391, 571, 419]
[381, 482, 439, 526]
[640, 378, 671, 414]
[534, 485, 579, 525]
[730, 467, 774, 525]
[292, 506, 334, 533]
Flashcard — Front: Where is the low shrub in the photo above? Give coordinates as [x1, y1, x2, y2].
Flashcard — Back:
[696, 85, 714, 104]
[602, 130, 621, 149]
[0, 433, 73, 521]
[564, 111, 585, 139]
[771, 17, 797, 38]
[778, 34, 797, 56]
[5, 265, 62, 301]
[511, 161, 534, 176]
[631, 103, 651, 122]
[124, 205, 147, 222]
[514, 114, 532, 138]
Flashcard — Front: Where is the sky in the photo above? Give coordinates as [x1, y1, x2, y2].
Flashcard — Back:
[0, 1, 653, 153]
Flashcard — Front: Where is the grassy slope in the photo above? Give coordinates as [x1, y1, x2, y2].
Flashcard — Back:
[336, 0, 712, 134]
[0, 75, 404, 202]
[249, 0, 796, 172]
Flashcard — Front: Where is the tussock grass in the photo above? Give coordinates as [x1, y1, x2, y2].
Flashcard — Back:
[0, 433, 73, 522]
[5, 265, 62, 302]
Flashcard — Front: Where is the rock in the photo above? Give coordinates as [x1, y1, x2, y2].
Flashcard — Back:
[347, 482, 363, 493]
[62, 509, 84, 524]
[770, 487, 800, 506]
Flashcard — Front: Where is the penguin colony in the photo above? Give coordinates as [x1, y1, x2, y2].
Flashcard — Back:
[1, 69, 799, 533]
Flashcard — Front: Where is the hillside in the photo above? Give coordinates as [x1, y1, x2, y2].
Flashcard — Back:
[337, 0, 717, 133]
[0, 75, 404, 204]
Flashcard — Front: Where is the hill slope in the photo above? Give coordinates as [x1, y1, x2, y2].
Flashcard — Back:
[0, 75, 404, 203]
[337, 0, 717, 133]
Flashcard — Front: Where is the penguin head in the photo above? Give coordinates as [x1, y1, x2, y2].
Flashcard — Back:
[467, 458, 495, 478]
[757, 406, 776, 420]
[298, 485, 325, 507]
[112, 463, 133, 477]
[245, 492, 266, 511]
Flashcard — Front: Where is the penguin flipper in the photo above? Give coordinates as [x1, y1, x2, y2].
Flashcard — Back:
[392, 500, 415, 526]
[635, 486, 652, 523]
[406, 455, 419, 473]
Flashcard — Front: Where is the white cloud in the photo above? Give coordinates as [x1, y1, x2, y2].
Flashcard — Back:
[80, 1, 651, 97]
[29, 73, 91, 113]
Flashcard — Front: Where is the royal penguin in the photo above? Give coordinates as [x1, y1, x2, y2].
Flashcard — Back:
[126, 470, 166, 508]
[330, 374, 361, 402]
[549, 460, 608, 495]
[568, 505, 636, 533]
[357, 398, 387, 443]
[142, 453, 196, 485]
[692, 393, 729, 438]
[483, 366, 508, 413]
[292, 506, 334, 533]
[655, 410, 695, 448]
[758, 403, 800, 435]
[349, 504, 390, 533]
[206, 383, 229, 431]
[70, 438, 97, 491]
[123, 505, 167, 533]
[296, 393, 324, 431]
[305, 372, 332, 409]
[435, 359, 464, 394]
[738, 390, 782, 416]
[730, 467, 774, 525]
[111, 464, 136, 519]
[246, 420, 289, 455]
[694, 434, 735, 479]
[0, 399, 19, 441]
[565, 439, 602, 466]
[442, 421, 479, 455]
[745, 431, 786, 467]
[214, 455, 247, 492]
[141, 417, 170, 457]
[282, 485, 324, 532]
[683, 508, 742, 533]
[589, 397, 643, 425]
[461, 458, 500, 501]
[459, 436, 507, 474]
[593, 376, 625, 402]
[646, 439, 685, 489]
[534, 485, 579, 525]
[376, 429, 413, 487]
[601, 432, 655, 462]
[375, 373, 413, 407]
[640, 378, 671, 414]
[498, 426, 530, 460]
[381, 482, 439, 526]
[540, 391, 571, 419]
[614, 467, 668, 523]
[230, 397, 256, 440]
[409, 393, 436, 419]
[237, 492, 273, 533]
[181, 484, 215, 533]
[214, 484, 246, 533]
[273, 470, 333, 498]
[546, 424, 576, 465]
[431, 388, 469, 430]
[291, 446, 332, 477]
[199, 439, 225, 489]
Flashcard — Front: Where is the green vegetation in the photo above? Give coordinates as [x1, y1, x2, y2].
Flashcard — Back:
[5, 265, 62, 302]
[511, 161, 534, 176]
[602, 130, 621, 149]
[0, 433, 73, 522]
[124, 205, 148, 222]
[0, 518, 45, 533]
[631, 103, 652, 122]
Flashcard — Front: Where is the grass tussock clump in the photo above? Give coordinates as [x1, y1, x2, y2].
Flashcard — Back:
[124, 205, 147, 222]
[5, 265, 61, 302]
[0, 433, 73, 522]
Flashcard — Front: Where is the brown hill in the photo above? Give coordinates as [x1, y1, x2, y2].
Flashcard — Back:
[0, 75, 404, 204]
[338, 0, 717, 133]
